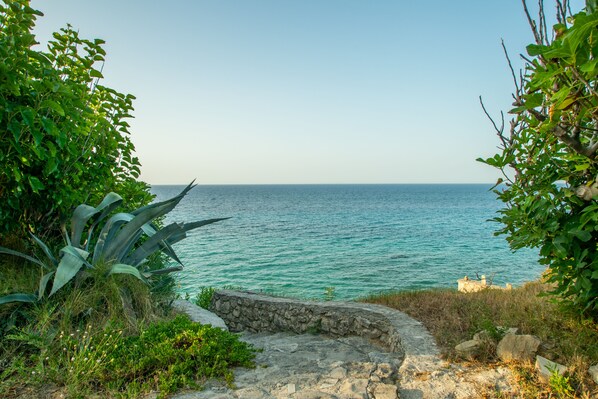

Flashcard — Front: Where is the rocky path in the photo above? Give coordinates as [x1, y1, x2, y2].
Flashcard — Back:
[173, 330, 514, 399]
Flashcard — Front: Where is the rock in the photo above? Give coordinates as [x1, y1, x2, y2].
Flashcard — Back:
[339, 378, 369, 398]
[172, 299, 229, 330]
[287, 383, 296, 394]
[294, 390, 337, 399]
[455, 340, 482, 360]
[374, 362, 397, 381]
[369, 382, 398, 399]
[588, 364, 598, 385]
[328, 366, 347, 379]
[496, 334, 541, 362]
[535, 355, 567, 383]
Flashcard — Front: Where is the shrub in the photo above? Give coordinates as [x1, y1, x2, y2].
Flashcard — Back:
[1, 315, 256, 398]
[479, 0, 598, 316]
[0, 0, 148, 240]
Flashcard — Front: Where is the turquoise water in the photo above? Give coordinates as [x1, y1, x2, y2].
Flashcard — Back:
[151, 184, 543, 300]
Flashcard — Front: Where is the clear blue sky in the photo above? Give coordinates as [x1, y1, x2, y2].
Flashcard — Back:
[30, 0, 585, 184]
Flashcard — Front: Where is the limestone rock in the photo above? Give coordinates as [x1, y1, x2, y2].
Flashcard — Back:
[496, 334, 541, 362]
[339, 378, 369, 398]
[535, 355, 567, 383]
[455, 340, 482, 360]
[589, 364, 598, 385]
[172, 299, 229, 330]
[369, 382, 398, 399]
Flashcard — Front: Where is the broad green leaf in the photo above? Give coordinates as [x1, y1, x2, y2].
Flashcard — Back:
[569, 229, 592, 242]
[89, 69, 103, 78]
[40, 99, 65, 116]
[527, 44, 548, 56]
[0, 293, 37, 306]
[575, 163, 590, 171]
[28, 176, 45, 193]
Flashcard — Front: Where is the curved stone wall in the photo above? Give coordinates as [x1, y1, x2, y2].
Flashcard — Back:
[210, 290, 442, 375]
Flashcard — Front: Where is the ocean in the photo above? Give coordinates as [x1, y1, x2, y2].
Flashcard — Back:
[151, 184, 543, 300]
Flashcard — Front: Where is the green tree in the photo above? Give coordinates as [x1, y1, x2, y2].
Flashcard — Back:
[0, 0, 150, 241]
[480, 0, 598, 316]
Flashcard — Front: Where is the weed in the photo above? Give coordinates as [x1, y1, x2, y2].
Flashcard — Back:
[196, 287, 216, 310]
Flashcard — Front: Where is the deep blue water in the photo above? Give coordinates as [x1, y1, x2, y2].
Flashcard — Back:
[151, 184, 543, 300]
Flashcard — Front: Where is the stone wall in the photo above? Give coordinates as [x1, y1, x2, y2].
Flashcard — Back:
[211, 290, 440, 364]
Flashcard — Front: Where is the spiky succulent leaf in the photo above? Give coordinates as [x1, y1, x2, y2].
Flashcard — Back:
[70, 204, 100, 249]
[49, 246, 90, 296]
[84, 192, 123, 251]
[93, 213, 134, 263]
[0, 293, 37, 305]
[38, 271, 55, 299]
[108, 263, 148, 284]
[125, 223, 183, 267]
[0, 246, 51, 271]
[130, 180, 195, 216]
[168, 218, 230, 245]
[29, 233, 58, 267]
[101, 191, 190, 262]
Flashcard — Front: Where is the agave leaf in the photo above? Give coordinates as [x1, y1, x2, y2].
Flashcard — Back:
[29, 233, 58, 267]
[84, 192, 123, 251]
[114, 229, 144, 263]
[38, 271, 55, 300]
[102, 187, 193, 262]
[93, 213, 133, 263]
[130, 180, 195, 216]
[108, 263, 148, 284]
[0, 293, 37, 305]
[70, 204, 100, 248]
[49, 246, 90, 297]
[60, 246, 92, 268]
[0, 247, 51, 271]
[168, 218, 230, 245]
[125, 223, 183, 267]
[144, 265, 183, 276]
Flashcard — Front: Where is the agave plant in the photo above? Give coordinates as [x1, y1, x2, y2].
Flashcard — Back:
[0, 182, 227, 305]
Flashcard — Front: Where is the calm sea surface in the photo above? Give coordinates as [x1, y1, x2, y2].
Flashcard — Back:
[151, 184, 543, 300]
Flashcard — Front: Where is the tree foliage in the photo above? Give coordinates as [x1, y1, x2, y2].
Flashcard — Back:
[0, 0, 150, 240]
[480, 0, 598, 316]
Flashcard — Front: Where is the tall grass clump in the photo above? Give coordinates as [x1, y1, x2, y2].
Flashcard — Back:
[363, 281, 598, 397]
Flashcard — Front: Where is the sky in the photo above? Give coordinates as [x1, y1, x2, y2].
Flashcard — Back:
[29, 0, 585, 185]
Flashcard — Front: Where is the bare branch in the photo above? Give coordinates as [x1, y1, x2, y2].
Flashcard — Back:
[538, 0, 548, 44]
[479, 96, 505, 136]
[522, 0, 544, 45]
[502, 40, 520, 95]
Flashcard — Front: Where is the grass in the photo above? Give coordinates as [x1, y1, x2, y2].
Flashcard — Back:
[0, 255, 256, 398]
[363, 281, 598, 398]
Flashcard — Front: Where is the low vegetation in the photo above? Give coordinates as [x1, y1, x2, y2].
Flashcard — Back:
[364, 281, 598, 397]
[0, 186, 252, 398]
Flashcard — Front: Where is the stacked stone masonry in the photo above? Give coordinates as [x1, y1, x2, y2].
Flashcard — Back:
[210, 290, 442, 376]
